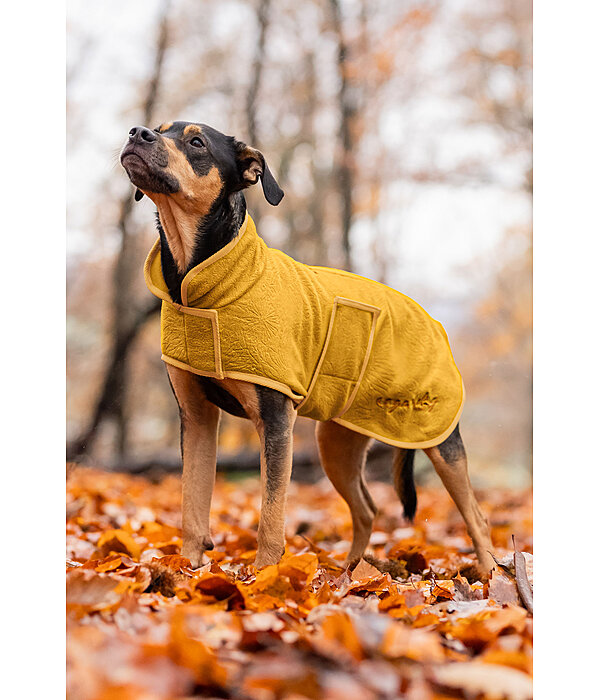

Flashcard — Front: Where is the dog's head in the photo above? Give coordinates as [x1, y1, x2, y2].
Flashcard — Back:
[119, 121, 284, 212]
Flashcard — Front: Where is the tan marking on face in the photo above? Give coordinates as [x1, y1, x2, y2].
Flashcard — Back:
[161, 138, 223, 214]
[144, 139, 223, 272]
[183, 124, 203, 137]
[158, 122, 173, 133]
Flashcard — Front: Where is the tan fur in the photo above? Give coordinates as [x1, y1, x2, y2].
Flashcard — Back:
[238, 146, 262, 184]
[167, 365, 220, 567]
[145, 152, 223, 272]
[169, 372, 296, 568]
[423, 443, 495, 575]
[158, 122, 173, 133]
[183, 124, 203, 137]
[316, 421, 374, 565]
[217, 378, 261, 421]
[169, 349, 493, 574]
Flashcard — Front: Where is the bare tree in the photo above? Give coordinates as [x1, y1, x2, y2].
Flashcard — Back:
[246, 0, 272, 147]
[67, 4, 170, 462]
[329, 0, 357, 271]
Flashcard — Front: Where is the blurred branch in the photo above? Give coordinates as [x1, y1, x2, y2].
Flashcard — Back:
[329, 0, 356, 271]
[142, 0, 171, 125]
[245, 0, 272, 230]
[87, 442, 395, 484]
[246, 0, 271, 146]
[66, 299, 161, 462]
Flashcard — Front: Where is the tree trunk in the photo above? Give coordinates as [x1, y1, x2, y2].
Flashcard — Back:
[245, 0, 272, 231]
[330, 0, 356, 271]
[67, 5, 170, 462]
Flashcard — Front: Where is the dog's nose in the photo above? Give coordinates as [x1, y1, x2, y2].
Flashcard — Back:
[128, 126, 157, 144]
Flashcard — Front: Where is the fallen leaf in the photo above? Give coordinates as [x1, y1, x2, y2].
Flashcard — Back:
[431, 661, 533, 700]
[97, 529, 142, 561]
[351, 558, 383, 582]
[487, 569, 521, 606]
[513, 536, 533, 613]
[381, 622, 445, 662]
[67, 569, 122, 614]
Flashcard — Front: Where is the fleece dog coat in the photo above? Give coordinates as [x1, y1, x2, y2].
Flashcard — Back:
[144, 214, 464, 448]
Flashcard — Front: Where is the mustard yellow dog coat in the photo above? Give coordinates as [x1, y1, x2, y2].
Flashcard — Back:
[144, 214, 464, 448]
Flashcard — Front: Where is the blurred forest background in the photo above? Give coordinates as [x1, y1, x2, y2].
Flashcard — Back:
[66, 0, 532, 488]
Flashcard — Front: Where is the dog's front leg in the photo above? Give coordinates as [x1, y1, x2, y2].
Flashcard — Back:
[253, 387, 297, 568]
[167, 365, 220, 568]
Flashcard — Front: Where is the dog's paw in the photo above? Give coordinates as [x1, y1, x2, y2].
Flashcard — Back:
[254, 544, 285, 569]
[181, 534, 214, 569]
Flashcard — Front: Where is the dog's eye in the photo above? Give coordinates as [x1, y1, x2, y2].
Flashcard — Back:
[190, 137, 205, 148]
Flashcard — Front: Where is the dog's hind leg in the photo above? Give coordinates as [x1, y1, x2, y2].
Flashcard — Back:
[424, 424, 495, 576]
[316, 421, 375, 566]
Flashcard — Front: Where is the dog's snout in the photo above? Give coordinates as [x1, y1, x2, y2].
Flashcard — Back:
[128, 126, 157, 144]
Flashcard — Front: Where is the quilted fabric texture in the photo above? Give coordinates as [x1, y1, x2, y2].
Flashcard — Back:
[144, 215, 464, 448]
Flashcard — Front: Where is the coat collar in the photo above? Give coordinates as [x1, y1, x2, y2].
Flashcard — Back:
[145, 213, 265, 307]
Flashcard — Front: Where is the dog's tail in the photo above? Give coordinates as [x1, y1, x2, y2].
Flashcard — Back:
[392, 448, 417, 521]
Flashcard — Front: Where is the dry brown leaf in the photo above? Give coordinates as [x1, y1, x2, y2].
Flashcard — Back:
[513, 536, 533, 613]
[381, 622, 445, 662]
[487, 569, 521, 606]
[67, 569, 122, 614]
[432, 661, 533, 700]
[351, 558, 383, 582]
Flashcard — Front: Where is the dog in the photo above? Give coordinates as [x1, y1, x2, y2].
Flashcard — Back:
[120, 121, 495, 576]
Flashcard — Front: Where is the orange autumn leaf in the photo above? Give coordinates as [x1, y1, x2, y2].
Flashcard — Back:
[351, 558, 382, 582]
[278, 552, 319, 589]
[81, 554, 127, 573]
[440, 605, 528, 650]
[381, 622, 445, 662]
[97, 529, 142, 561]
[480, 649, 533, 676]
[166, 608, 227, 688]
[151, 554, 193, 572]
[317, 610, 363, 661]
[66, 467, 533, 700]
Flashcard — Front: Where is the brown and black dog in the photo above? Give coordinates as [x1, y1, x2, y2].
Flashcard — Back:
[120, 121, 495, 576]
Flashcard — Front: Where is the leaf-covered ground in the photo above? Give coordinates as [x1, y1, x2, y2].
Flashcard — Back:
[66, 468, 532, 700]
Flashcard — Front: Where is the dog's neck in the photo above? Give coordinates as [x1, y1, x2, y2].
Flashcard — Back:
[155, 192, 247, 304]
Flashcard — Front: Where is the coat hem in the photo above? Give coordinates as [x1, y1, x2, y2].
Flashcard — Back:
[160, 355, 305, 402]
[332, 378, 465, 449]
[162, 352, 465, 449]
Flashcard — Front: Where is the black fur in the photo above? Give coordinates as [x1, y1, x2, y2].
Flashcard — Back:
[197, 377, 248, 419]
[394, 448, 417, 521]
[438, 424, 465, 465]
[257, 386, 293, 501]
[259, 161, 284, 205]
[190, 193, 247, 268]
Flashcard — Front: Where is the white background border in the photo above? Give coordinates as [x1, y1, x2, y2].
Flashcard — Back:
[2, 0, 599, 696]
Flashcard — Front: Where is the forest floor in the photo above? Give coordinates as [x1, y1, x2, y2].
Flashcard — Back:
[66, 467, 532, 700]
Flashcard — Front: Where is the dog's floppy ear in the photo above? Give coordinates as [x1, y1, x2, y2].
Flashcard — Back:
[234, 141, 284, 206]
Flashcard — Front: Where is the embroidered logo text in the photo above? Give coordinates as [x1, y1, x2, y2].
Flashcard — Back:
[376, 392, 438, 414]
